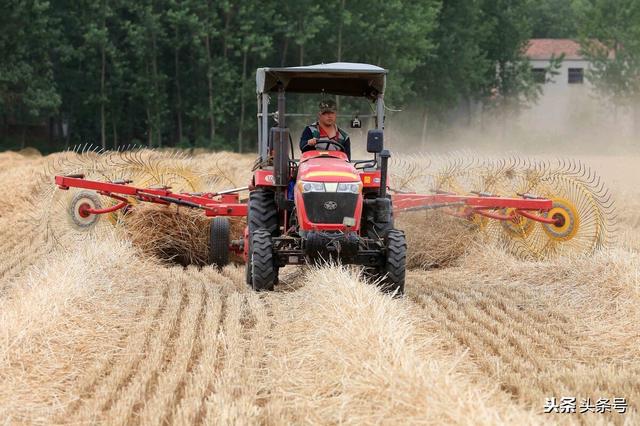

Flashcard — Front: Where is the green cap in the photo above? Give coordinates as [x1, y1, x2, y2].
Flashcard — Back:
[319, 99, 337, 113]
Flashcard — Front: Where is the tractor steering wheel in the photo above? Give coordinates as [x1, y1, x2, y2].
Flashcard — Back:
[315, 137, 345, 152]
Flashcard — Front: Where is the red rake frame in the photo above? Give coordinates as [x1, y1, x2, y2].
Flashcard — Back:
[55, 175, 558, 226]
[55, 175, 247, 217]
[391, 193, 557, 225]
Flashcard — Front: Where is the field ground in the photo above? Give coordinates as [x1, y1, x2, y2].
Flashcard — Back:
[0, 149, 638, 425]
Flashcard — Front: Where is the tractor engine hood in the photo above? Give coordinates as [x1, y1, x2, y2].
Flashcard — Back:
[297, 153, 359, 183]
[294, 151, 363, 232]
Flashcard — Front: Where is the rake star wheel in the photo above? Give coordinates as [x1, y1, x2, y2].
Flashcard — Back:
[427, 155, 614, 260]
[500, 208, 535, 239]
[40, 146, 206, 248]
[501, 159, 614, 259]
[431, 155, 491, 230]
[541, 198, 580, 242]
[103, 147, 203, 193]
[466, 156, 536, 248]
[431, 154, 478, 195]
[40, 187, 124, 247]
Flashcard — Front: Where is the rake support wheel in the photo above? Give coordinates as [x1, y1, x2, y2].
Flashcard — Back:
[69, 191, 102, 230]
[209, 217, 230, 268]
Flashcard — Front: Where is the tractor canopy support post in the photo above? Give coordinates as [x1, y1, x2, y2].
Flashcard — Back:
[273, 83, 289, 188]
[257, 95, 263, 153]
[260, 93, 269, 160]
[272, 82, 290, 211]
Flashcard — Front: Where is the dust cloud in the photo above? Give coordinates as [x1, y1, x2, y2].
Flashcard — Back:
[380, 95, 639, 157]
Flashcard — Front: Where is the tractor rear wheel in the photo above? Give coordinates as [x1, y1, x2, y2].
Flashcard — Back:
[380, 229, 407, 296]
[246, 190, 279, 285]
[209, 217, 230, 268]
[248, 190, 278, 236]
[251, 228, 277, 291]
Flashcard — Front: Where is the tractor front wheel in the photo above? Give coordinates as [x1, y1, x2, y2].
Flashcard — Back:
[209, 217, 230, 268]
[251, 228, 277, 291]
[380, 229, 407, 296]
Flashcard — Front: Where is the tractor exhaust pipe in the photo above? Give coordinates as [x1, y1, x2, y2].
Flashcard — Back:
[379, 149, 390, 198]
[277, 83, 286, 129]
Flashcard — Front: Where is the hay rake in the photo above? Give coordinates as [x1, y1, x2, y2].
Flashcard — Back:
[50, 148, 614, 263]
[50, 63, 615, 295]
[40, 146, 209, 246]
[391, 154, 615, 259]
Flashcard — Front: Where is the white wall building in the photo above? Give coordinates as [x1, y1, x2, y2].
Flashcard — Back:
[519, 38, 637, 147]
[523, 39, 599, 135]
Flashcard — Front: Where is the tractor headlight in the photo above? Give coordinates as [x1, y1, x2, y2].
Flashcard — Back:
[300, 181, 325, 193]
[337, 182, 361, 194]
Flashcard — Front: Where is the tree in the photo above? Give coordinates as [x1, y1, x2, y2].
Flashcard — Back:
[0, 0, 575, 152]
[193, 0, 220, 145]
[123, 1, 169, 147]
[165, 0, 198, 145]
[90, 0, 116, 150]
[0, 0, 60, 147]
[412, 0, 544, 142]
[51, 0, 122, 149]
[231, 0, 273, 152]
[345, 0, 440, 105]
[417, 1, 492, 123]
[529, 0, 578, 38]
[479, 0, 539, 118]
[575, 0, 640, 134]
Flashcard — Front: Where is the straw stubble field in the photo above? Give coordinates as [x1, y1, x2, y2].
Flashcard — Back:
[0, 149, 638, 425]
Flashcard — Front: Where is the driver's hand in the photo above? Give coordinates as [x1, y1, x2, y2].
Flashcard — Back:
[307, 138, 317, 146]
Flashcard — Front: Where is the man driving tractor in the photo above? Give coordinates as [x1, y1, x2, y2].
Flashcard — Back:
[299, 99, 352, 160]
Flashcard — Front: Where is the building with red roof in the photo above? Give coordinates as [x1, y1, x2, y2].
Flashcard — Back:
[525, 39, 589, 85]
[525, 39, 584, 61]
[519, 39, 601, 135]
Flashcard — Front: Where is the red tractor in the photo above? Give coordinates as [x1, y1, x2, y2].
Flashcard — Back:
[55, 63, 570, 295]
[245, 64, 406, 293]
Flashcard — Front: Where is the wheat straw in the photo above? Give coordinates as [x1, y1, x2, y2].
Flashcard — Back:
[0, 150, 637, 423]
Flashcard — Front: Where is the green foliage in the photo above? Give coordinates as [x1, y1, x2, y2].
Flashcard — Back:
[345, 0, 440, 104]
[1, 0, 570, 151]
[415, 0, 541, 120]
[480, 0, 539, 112]
[528, 0, 578, 38]
[0, 0, 61, 118]
[416, 0, 492, 115]
[575, 0, 640, 105]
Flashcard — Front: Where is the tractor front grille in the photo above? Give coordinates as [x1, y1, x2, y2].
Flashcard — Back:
[302, 192, 359, 224]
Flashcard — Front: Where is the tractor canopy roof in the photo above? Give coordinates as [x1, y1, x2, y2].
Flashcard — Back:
[256, 62, 387, 99]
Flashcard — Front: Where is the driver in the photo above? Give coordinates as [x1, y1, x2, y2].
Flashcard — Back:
[300, 99, 351, 160]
